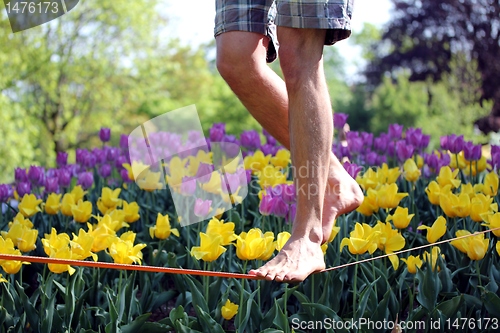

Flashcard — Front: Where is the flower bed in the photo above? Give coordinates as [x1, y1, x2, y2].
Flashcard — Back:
[0, 119, 499, 332]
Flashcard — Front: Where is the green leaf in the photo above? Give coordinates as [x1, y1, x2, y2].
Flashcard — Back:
[15, 281, 39, 330]
[299, 303, 347, 333]
[482, 290, 500, 318]
[121, 313, 151, 333]
[416, 266, 441, 312]
[434, 296, 463, 318]
[195, 305, 225, 333]
[185, 276, 209, 314]
[235, 289, 258, 333]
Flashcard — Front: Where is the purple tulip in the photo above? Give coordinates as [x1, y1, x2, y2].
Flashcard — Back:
[28, 165, 45, 186]
[120, 169, 132, 183]
[58, 169, 72, 188]
[374, 134, 388, 152]
[396, 140, 414, 162]
[221, 135, 241, 157]
[282, 184, 296, 204]
[387, 141, 396, 158]
[209, 123, 226, 142]
[0, 184, 13, 202]
[376, 154, 387, 166]
[56, 152, 68, 167]
[119, 134, 129, 150]
[343, 161, 363, 179]
[260, 143, 278, 156]
[334, 113, 349, 130]
[222, 172, 244, 194]
[463, 142, 482, 161]
[92, 148, 107, 164]
[44, 177, 60, 194]
[240, 130, 261, 150]
[16, 182, 31, 197]
[105, 147, 121, 163]
[361, 132, 374, 149]
[196, 163, 214, 184]
[259, 194, 273, 216]
[180, 176, 197, 196]
[76, 149, 88, 165]
[15, 168, 28, 183]
[346, 133, 363, 154]
[99, 164, 112, 178]
[77, 172, 94, 190]
[446, 134, 465, 154]
[193, 198, 212, 217]
[405, 128, 423, 148]
[270, 196, 288, 218]
[286, 203, 297, 224]
[388, 124, 404, 140]
[364, 151, 378, 165]
[99, 127, 111, 142]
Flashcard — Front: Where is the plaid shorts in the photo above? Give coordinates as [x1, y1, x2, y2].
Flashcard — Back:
[214, 0, 353, 62]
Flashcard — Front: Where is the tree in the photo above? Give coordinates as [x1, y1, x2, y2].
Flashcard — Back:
[365, 0, 499, 133]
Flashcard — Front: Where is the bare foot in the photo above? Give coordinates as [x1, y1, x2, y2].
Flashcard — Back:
[248, 231, 326, 282]
[321, 157, 364, 243]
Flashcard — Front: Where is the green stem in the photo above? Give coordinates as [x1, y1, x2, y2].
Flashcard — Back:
[372, 259, 378, 300]
[353, 254, 359, 321]
[476, 260, 482, 289]
[204, 261, 210, 301]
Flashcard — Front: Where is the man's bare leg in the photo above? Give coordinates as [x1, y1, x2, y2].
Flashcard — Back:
[216, 32, 363, 248]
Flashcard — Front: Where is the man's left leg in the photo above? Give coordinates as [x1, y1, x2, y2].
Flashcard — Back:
[249, 26, 334, 282]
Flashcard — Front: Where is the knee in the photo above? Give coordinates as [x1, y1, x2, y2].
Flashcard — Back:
[216, 47, 258, 87]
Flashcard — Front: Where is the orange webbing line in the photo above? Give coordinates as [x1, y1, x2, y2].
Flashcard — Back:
[0, 253, 262, 280]
[0, 226, 499, 280]
[319, 225, 500, 273]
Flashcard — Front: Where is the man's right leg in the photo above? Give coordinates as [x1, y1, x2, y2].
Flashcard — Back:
[216, 31, 363, 243]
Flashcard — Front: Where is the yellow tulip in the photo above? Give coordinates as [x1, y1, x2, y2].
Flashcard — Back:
[466, 234, 489, 261]
[87, 222, 116, 253]
[71, 200, 93, 223]
[70, 185, 87, 203]
[17, 194, 42, 217]
[449, 152, 467, 170]
[401, 255, 422, 274]
[373, 221, 405, 269]
[221, 299, 239, 320]
[463, 156, 490, 176]
[97, 187, 122, 214]
[61, 193, 76, 216]
[356, 189, 379, 216]
[481, 212, 500, 237]
[122, 201, 140, 223]
[122, 160, 150, 181]
[42, 228, 70, 256]
[149, 213, 179, 240]
[276, 231, 291, 251]
[422, 246, 445, 271]
[244, 150, 271, 172]
[450, 230, 472, 254]
[377, 163, 401, 185]
[205, 217, 236, 245]
[1, 221, 38, 252]
[470, 194, 497, 222]
[326, 220, 341, 243]
[70, 228, 97, 261]
[47, 247, 76, 275]
[107, 232, 146, 265]
[417, 216, 447, 243]
[270, 149, 291, 169]
[387, 206, 414, 229]
[45, 193, 62, 215]
[8, 213, 34, 229]
[190, 232, 227, 262]
[452, 193, 471, 218]
[356, 168, 379, 191]
[200, 172, 223, 194]
[482, 171, 499, 197]
[436, 166, 461, 189]
[340, 223, 380, 255]
[439, 192, 458, 218]
[425, 181, 451, 206]
[403, 159, 421, 182]
[257, 165, 287, 189]
[235, 228, 275, 261]
[0, 274, 8, 283]
[0, 237, 24, 274]
[136, 170, 163, 192]
[187, 150, 212, 176]
[376, 183, 408, 209]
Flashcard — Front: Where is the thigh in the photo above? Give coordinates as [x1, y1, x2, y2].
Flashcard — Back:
[275, 0, 353, 45]
[215, 0, 278, 62]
